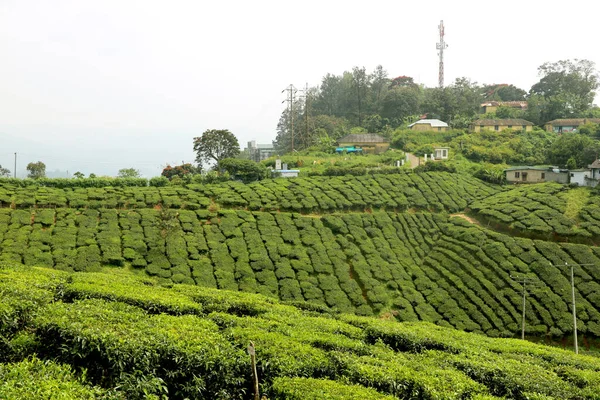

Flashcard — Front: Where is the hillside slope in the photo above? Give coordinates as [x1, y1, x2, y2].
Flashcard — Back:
[2, 263, 600, 399]
[2, 207, 600, 338]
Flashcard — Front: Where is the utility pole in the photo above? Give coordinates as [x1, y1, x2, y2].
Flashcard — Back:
[550, 262, 598, 354]
[436, 20, 448, 88]
[282, 84, 297, 152]
[14, 153, 17, 178]
[510, 275, 541, 340]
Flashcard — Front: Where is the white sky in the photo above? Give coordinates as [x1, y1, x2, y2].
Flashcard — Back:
[1, 0, 598, 177]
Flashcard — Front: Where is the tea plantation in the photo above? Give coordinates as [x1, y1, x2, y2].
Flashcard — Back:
[2, 263, 600, 399]
[2, 172, 600, 398]
[470, 182, 600, 241]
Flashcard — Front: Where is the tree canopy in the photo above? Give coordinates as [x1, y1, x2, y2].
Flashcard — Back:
[26, 161, 46, 179]
[117, 168, 141, 178]
[0, 165, 10, 177]
[193, 129, 240, 166]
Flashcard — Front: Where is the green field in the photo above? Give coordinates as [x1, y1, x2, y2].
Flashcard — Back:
[2, 172, 600, 398]
[2, 263, 600, 399]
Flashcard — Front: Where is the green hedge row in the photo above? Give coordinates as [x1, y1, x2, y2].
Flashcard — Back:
[3, 208, 600, 338]
[1, 263, 599, 399]
[0, 171, 499, 212]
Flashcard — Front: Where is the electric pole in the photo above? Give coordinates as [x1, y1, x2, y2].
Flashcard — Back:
[14, 153, 17, 179]
[282, 84, 297, 152]
[436, 20, 448, 88]
[550, 262, 598, 354]
[510, 275, 541, 340]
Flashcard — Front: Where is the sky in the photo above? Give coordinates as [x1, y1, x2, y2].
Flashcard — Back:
[1, 0, 598, 177]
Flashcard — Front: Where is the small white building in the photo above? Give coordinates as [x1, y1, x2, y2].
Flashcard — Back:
[433, 147, 449, 160]
[274, 169, 299, 178]
[408, 119, 449, 131]
[569, 169, 590, 186]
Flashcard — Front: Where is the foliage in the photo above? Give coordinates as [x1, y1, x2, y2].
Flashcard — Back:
[529, 59, 599, 122]
[193, 129, 240, 166]
[546, 133, 600, 168]
[1, 263, 600, 398]
[219, 158, 268, 183]
[161, 163, 200, 181]
[26, 162, 46, 179]
[117, 168, 141, 178]
[0, 165, 10, 178]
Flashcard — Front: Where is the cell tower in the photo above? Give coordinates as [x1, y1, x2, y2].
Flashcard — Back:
[436, 20, 448, 88]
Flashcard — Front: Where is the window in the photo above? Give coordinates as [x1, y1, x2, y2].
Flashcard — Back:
[541, 173, 545, 179]
[515, 172, 520, 178]
[570, 173, 574, 177]
[480, 125, 484, 130]
[522, 125, 526, 130]
[494, 125, 499, 131]
[438, 127, 441, 131]
[508, 125, 512, 129]
[442, 149, 447, 158]
[522, 172, 528, 181]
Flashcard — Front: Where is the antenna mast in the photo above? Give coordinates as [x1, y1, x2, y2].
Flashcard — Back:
[436, 20, 448, 88]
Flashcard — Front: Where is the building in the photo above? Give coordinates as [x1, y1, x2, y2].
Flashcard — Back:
[480, 101, 528, 114]
[246, 141, 277, 162]
[505, 166, 569, 184]
[587, 159, 600, 187]
[544, 118, 600, 133]
[433, 147, 449, 160]
[471, 119, 534, 132]
[337, 134, 390, 154]
[408, 119, 449, 131]
[569, 169, 591, 186]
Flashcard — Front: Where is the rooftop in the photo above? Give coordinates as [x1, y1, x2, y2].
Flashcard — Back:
[546, 118, 600, 126]
[408, 119, 448, 128]
[481, 101, 528, 108]
[472, 119, 534, 126]
[589, 159, 600, 169]
[337, 134, 388, 143]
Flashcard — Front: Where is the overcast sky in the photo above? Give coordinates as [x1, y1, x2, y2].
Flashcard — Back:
[1, 0, 598, 177]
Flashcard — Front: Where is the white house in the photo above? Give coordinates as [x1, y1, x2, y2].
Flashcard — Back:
[408, 119, 449, 131]
[569, 169, 590, 186]
[433, 147, 449, 160]
[587, 160, 600, 187]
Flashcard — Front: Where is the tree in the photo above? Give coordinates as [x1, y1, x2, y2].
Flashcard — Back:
[546, 133, 600, 168]
[219, 158, 268, 183]
[530, 59, 599, 122]
[161, 163, 200, 180]
[193, 129, 240, 166]
[117, 168, 141, 178]
[26, 161, 46, 179]
[482, 84, 527, 101]
[0, 165, 10, 177]
[73, 171, 85, 179]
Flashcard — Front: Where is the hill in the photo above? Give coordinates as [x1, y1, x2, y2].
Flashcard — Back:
[1, 172, 600, 340]
[2, 263, 600, 399]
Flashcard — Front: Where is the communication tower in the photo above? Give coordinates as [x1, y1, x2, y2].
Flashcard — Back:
[436, 20, 448, 88]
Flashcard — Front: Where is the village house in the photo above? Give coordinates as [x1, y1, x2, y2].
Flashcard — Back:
[337, 134, 390, 154]
[246, 141, 277, 162]
[544, 118, 600, 133]
[505, 166, 569, 184]
[408, 119, 449, 132]
[480, 101, 528, 114]
[471, 119, 534, 132]
[588, 159, 600, 187]
[570, 169, 591, 186]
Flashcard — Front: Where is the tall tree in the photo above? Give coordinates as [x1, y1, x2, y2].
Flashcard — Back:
[482, 84, 527, 101]
[117, 168, 141, 178]
[26, 161, 46, 179]
[193, 129, 240, 166]
[351, 66, 369, 125]
[530, 59, 599, 122]
[0, 165, 10, 177]
[546, 133, 600, 168]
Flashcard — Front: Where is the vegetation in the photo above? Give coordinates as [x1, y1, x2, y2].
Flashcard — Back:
[1, 263, 600, 399]
[193, 129, 240, 166]
[26, 161, 46, 179]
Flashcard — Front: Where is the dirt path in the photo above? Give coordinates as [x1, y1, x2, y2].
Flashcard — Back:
[449, 213, 480, 225]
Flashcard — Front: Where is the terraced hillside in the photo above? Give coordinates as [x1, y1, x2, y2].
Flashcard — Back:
[0, 171, 499, 212]
[2, 263, 600, 399]
[3, 206, 600, 338]
[470, 183, 600, 241]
